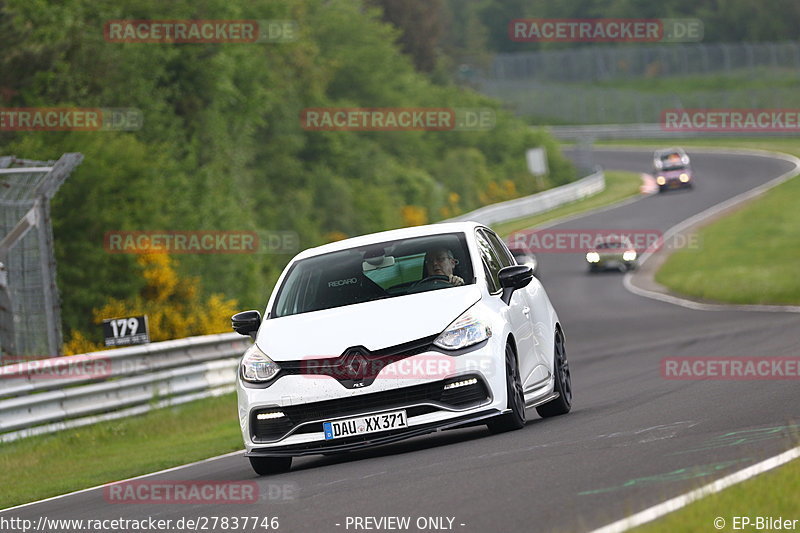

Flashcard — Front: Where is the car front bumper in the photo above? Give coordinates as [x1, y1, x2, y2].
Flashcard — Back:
[245, 408, 502, 457]
[236, 343, 508, 454]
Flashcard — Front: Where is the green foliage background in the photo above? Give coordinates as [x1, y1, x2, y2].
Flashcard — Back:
[0, 0, 575, 341]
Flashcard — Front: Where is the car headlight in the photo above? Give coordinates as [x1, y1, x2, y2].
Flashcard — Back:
[656, 176, 666, 185]
[240, 344, 280, 383]
[622, 250, 637, 261]
[679, 173, 689, 182]
[433, 306, 491, 351]
[586, 252, 600, 263]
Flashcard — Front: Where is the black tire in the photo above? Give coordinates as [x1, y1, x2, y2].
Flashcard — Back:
[249, 456, 292, 476]
[536, 330, 572, 418]
[487, 343, 526, 434]
[588, 264, 599, 273]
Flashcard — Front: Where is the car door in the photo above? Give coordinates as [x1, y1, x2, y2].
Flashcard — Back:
[476, 229, 538, 388]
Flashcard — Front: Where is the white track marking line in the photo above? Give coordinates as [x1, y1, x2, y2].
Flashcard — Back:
[587, 445, 800, 533]
[0, 450, 244, 513]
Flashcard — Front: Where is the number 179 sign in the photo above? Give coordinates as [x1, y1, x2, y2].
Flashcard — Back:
[102, 315, 150, 347]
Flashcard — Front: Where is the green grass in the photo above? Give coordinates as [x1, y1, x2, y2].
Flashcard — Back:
[654, 173, 800, 304]
[492, 170, 642, 237]
[632, 456, 800, 533]
[0, 393, 242, 510]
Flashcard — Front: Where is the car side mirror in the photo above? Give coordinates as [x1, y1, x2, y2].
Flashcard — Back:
[232, 310, 262, 339]
[498, 265, 533, 305]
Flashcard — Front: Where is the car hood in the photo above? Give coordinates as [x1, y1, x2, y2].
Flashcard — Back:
[256, 285, 482, 360]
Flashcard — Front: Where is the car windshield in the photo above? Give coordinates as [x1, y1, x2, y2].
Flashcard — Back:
[597, 241, 626, 249]
[658, 152, 687, 170]
[272, 233, 474, 318]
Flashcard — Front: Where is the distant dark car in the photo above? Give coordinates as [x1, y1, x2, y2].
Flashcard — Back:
[653, 148, 693, 192]
[585, 237, 638, 273]
[509, 246, 539, 277]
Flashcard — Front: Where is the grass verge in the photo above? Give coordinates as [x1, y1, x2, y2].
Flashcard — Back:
[632, 454, 800, 533]
[654, 172, 800, 304]
[491, 170, 642, 237]
[0, 393, 242, 510]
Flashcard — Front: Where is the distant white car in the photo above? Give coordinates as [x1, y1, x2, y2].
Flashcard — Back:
[233, 222, 571, 475]
[653, 147, 694, 191]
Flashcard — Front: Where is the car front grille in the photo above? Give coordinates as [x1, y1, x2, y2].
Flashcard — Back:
[251, 375, 489, 443]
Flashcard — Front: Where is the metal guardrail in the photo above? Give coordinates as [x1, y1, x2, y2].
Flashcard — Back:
[548, 123, 800, 140]
[0, 333, 250, 442]
[445, 169, 605, 225]
[0, 167, 608, 443]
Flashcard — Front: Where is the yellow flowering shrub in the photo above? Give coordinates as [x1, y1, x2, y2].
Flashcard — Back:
[63, 253, 238, 355]
[401, 205, 428, 227]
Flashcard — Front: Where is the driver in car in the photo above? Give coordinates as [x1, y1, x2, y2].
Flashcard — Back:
[424, 248, 464, 286]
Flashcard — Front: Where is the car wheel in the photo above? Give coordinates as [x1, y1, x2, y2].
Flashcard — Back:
[536, 329, 572, 418]
[588, 264, 599, 273]
[249, 456, 292, 476]
[487, 343, 526, 434]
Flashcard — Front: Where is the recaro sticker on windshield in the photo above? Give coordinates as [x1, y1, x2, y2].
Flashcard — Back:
[328, 278, 358, 288]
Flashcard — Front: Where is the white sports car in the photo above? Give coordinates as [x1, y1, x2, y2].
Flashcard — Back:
[232, 222, 571, 475]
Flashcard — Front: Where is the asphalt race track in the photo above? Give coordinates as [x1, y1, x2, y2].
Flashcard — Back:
[3, 149, 799, 533]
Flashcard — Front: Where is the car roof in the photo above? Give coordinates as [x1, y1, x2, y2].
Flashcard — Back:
[293, 221, 487, 260]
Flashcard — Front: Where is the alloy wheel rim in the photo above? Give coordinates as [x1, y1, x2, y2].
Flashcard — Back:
[508, 347, 525, 416]
[556, 335, 572, 405]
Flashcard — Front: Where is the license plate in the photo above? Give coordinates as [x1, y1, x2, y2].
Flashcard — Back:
[323, 410, 408, 440]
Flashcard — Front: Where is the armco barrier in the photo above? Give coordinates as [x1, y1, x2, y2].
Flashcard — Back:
[0, 333, 249, 442]
[445, 168, 604, 225]
[0, 167, 607, 443]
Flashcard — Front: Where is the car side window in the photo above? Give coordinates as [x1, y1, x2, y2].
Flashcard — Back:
[475, 230, 501, 293]
[484, 230, 515, 268]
